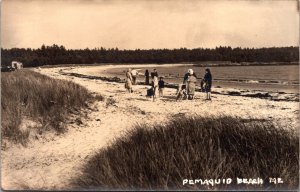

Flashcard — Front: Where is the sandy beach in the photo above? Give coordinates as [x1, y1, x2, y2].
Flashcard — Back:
[1, 65, 299, 190]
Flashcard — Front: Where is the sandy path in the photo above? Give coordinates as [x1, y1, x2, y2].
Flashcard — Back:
[1, 66, 298, 190]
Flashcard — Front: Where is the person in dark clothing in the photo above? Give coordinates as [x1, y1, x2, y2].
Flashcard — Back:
[158, 77, 165, 97]
[183, 73, 189, 84]
[203, 68, 212, 100]
[145, 69, 150, 85]
[151, 69, 158, 79]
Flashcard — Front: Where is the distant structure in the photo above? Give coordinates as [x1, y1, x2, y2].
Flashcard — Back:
[11, 61, 23, 70]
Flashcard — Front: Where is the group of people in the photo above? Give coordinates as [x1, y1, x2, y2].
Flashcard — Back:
[147, 69, 165, 101]
[178, 68, 212, 101]
[125, 67, 212, 101]
[125, 68, 164, 101]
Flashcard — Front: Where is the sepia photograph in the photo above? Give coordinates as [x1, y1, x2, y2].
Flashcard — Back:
[0, 0, 299, 191]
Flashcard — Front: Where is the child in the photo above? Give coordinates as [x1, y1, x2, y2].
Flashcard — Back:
[158, 77, 165, 97]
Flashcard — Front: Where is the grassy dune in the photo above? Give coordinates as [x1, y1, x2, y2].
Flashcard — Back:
[1, 70, 95, 145]
[74, 116, 299, 190]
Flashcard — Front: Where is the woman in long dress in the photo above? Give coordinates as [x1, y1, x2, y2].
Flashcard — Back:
[125, 69, 133, 93]
[151, 76, 158, 101]
[203, 68, 212, 100]
[186, 69, 197, 100]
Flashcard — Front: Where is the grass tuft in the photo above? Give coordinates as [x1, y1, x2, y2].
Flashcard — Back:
[106, 97, 116, 107]
[94, 94, 104, 101]
[1, 70, 96, 145]
[73, 116, 298, 190]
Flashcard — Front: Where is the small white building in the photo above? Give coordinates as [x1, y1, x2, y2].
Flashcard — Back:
[11, 61, 23, 69]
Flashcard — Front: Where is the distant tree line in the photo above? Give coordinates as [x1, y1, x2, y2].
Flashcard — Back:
[1, 44, 299, 67]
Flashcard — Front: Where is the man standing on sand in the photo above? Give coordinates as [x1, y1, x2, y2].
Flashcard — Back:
[145, 69, 150, 85]
[131, 69, 138, 85]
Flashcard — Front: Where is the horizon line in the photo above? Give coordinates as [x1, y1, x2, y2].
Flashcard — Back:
[1, 45, 299, 50]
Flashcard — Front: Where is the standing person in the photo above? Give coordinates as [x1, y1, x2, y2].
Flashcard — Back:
[183, 69, 197, 84]
[158, 77, 165, 97]
[131, 69, 138, 85]
[203, 68, 212, 100]
[145, 69, 150, 85]
[125, 69, 133, 93]
[151, 69, 159, 79]
[186, 69, 197, 100]
[151, 76, 158, 101]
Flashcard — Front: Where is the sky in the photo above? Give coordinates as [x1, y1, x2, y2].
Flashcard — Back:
[1, 0, 299, 49]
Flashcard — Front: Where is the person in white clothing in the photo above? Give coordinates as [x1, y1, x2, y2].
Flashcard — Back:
[131, 69, 139, 85]
[151, 76, 158, 102]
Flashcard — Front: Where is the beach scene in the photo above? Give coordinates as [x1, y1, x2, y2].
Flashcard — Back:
[76, 63, 300, 93]
[1, 0, 299, 191]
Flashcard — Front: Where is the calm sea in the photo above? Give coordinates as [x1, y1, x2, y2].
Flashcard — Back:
[102, 65, 299, 93]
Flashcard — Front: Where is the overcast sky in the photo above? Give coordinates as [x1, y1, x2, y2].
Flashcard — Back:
[1, 0, 299, 49]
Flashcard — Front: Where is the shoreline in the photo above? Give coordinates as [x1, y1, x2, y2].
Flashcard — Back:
[58, 65, 299, 102]
[37, 61, 299, 69]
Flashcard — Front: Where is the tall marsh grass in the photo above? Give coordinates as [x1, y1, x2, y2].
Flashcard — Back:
[1, 70, 94, 145]
[74, 116, 298, 190]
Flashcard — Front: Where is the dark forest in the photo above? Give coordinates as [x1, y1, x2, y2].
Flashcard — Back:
[1, 45, 299, 67]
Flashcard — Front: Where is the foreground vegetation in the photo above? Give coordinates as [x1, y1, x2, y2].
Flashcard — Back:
[1, 45, 298, 67]
[74, 116, 299, 190]
[1, 70, 94, 145]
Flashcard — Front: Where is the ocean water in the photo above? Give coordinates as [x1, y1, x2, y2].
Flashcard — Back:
[104, 64, 299, 93]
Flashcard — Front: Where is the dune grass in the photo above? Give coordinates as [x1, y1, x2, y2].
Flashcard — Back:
[74, 116, 299, 190]
[1, 70, 95, 145]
